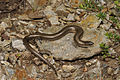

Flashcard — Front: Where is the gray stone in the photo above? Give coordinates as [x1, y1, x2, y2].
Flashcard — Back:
[40, 25, 110, 60]
[43, 6, 57, 17]
[43, 6, 60, 25]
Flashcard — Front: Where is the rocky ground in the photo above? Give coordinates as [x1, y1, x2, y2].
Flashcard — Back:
[0, 0, 120, 80]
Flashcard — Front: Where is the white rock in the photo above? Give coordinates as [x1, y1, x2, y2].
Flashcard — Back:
[99, 0, 106, 5]
[48, 16, 60, 25]
[12, 39, 26, 51]
[0, 22, 9, 32]
[66, 13, 75, 21]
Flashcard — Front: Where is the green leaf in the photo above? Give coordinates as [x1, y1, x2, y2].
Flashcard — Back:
[98, 6, 104, 10]
[103, 54, 107, 58]
[114, 1, 119, 5]
[96, 12, 106, 20]
[104, 46, 109, 49]
[112, 56, 115, 58]
[110, 16, 118, 23]
[99, 43, 105, 48]
[118, 56, 120, 60]
[108, 55, 111, 57]
[79, 4, 84, 9]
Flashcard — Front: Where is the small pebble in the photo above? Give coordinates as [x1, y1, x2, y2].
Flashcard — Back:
[62, 65, 75, 73]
